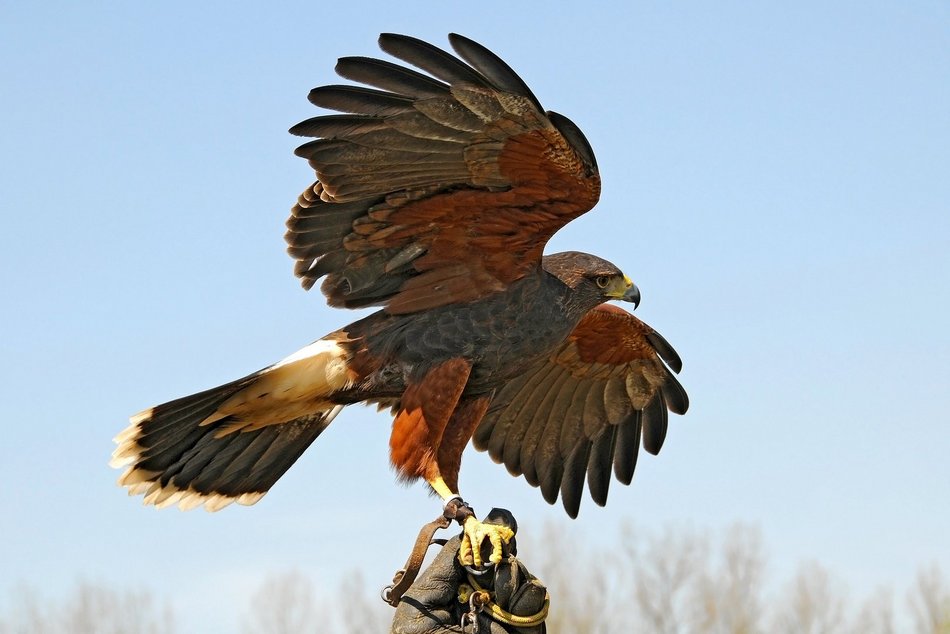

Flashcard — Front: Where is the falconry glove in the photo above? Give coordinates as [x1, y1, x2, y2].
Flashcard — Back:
[391, 510, 548, 634]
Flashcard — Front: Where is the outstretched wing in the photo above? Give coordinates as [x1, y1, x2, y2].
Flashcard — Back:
[472, 304, 689, 518]
[287, 33, 601, 314]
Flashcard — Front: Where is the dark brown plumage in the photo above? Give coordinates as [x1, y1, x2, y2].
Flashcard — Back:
[111, 33, 688, 522]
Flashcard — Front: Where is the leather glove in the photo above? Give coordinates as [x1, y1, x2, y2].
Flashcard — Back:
[391, 509, 548, 634]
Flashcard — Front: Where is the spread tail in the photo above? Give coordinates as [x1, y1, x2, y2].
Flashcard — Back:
[111, 337, 354, 511]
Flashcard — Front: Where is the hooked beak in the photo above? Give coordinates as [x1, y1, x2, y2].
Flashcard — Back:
[606, 275, 640, 309]
[621, 281, 640, 309]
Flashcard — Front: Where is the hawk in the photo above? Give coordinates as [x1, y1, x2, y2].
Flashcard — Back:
[111, 33, 688, 566]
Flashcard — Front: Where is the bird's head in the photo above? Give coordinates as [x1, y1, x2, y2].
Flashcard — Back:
[542, 251, 640, 311]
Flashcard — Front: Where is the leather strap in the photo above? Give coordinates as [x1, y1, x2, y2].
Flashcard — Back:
[382, 514, 451, 607]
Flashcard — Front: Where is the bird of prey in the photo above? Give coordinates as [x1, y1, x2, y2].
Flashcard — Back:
[111, 33, 688, 566]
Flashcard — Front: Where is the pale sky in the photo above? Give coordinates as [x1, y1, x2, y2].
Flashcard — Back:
[1, 1, 948, 631]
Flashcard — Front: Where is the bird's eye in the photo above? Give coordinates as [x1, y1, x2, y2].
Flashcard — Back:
[595, 275, 611, 289]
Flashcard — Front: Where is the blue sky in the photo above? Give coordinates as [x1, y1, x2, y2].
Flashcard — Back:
[1, 1, 948, 629]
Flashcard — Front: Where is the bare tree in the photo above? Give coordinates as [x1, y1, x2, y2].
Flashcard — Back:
[531, 522, 614, 634]
[0, 581, 174, 634]
[338, 570, 392, 634]
[60, 581, 175, 634]
[690, 524, 765, 634]
[522, 522, 767, 634]
[908, 564, 950, 634]
[3, 527, 947, 633]
[618, 523, 710, 634]
[850, 587, 895, 634]
[242, 570, 322, 634]
[773, 561, 847, 634]
[0, 583, 55, 634]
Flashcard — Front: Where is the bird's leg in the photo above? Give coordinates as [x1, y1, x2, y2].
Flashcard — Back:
[430, 477, 515, 568]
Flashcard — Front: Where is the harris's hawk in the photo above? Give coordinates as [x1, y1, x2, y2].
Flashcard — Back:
[111, 33, 688, 565]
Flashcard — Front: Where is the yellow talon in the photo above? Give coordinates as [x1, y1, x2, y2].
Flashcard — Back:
[459, 516, 515, 567]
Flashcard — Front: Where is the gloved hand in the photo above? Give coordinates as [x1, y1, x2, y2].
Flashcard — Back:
[390, 509, 548, 634]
